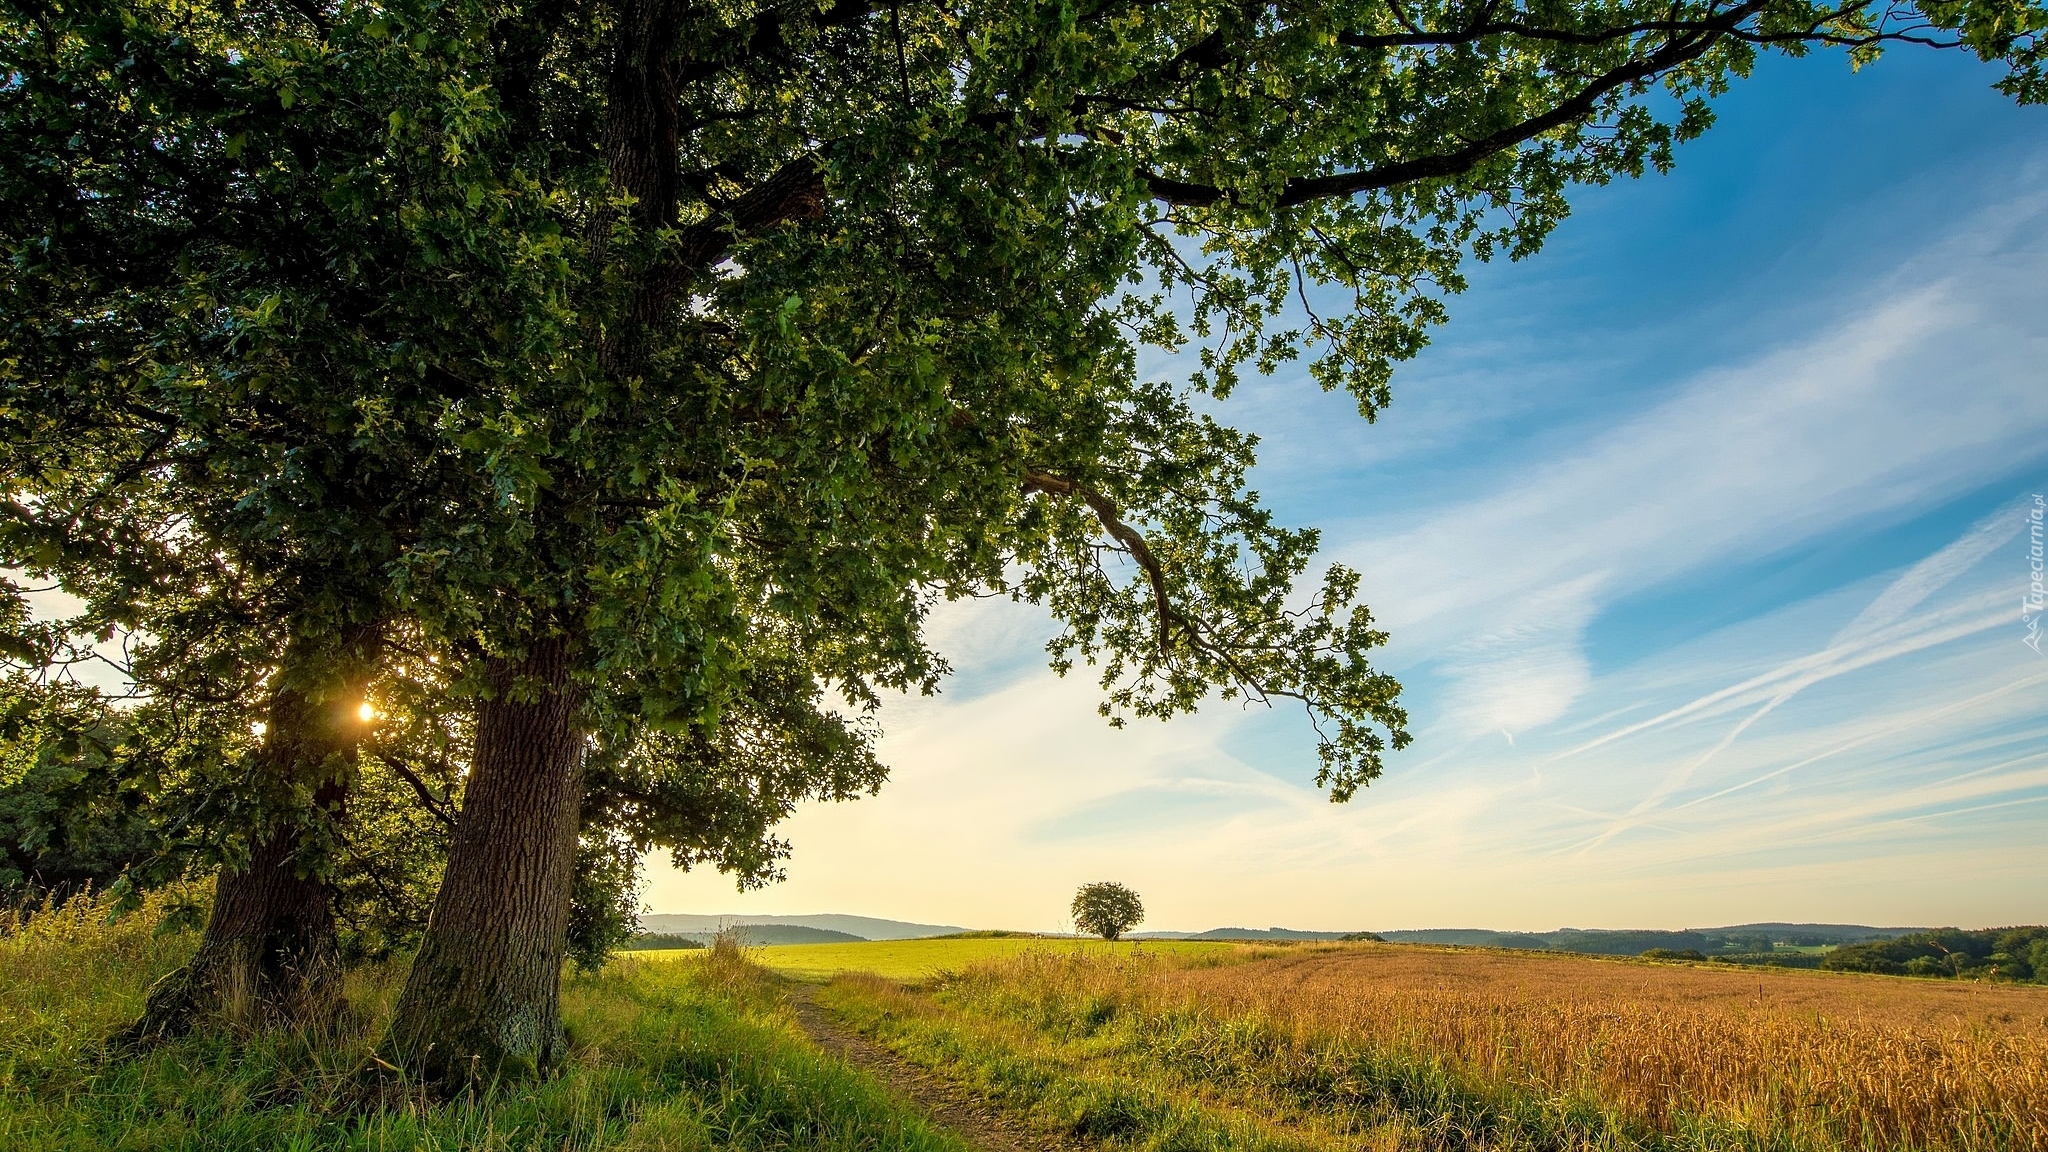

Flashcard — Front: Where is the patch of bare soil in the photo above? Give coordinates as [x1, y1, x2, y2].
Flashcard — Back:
[788, 987, 1057, 1152]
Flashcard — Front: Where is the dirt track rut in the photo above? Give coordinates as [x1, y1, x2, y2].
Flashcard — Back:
[788, 988, 1054, 1152]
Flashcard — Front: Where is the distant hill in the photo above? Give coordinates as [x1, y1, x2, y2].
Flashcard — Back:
[1137, 927, 1356, 941]
[1134, 923, 1926, 953]
[639, 913, 967, 940]
[1709, 923, 1927, 945]
[1483, 933, 1556, 950]
[679, 924, 866, 946]
[1382, 923, 1925, 955]
[1375, 929, 1509, 946]
[638, 915, 1925, 952]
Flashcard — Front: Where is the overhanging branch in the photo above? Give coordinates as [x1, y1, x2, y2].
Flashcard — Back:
[373, 750, 458, 829]
[1022, 469, 1182, 649]
[1140, 0, 1771, 208]
[1019, 472, 1367, 722]
[671, 155, 828, 274]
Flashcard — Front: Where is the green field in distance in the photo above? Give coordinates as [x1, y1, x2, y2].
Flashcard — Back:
[634, 935, 1246, 980]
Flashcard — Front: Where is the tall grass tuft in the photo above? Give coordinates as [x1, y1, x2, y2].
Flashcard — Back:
[2, 882, 210, 1079]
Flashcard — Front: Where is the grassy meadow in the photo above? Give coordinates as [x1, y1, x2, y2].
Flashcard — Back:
[9, 901, 2048, 1152]
[0, 890, 966, 1152]
[816, 941, 2048, 1152]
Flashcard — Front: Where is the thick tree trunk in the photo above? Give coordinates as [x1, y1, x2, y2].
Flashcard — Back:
[385, 638, 585, 1086]
[122, 686, 354, 1043]
[124, 814, 340, 1040]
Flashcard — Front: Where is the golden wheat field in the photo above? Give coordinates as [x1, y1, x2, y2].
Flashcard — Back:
[940, 943, 2048, 1150]
[1174, 944, 2048, 1033]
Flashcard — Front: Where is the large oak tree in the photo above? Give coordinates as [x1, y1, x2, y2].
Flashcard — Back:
[4, 0, 2040, 1084]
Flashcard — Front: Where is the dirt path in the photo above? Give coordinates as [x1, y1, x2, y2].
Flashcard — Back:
[788, 987, 1055, 1152]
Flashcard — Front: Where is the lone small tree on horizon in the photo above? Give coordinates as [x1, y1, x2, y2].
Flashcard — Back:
[1072, 882, 1145, 941]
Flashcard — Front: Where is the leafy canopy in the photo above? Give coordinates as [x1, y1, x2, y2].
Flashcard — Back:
[1072, 880, 1146, 940]
[3, 0, 2042, 827]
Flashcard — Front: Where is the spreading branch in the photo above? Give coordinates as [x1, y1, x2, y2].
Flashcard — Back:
[669, 155, 829, 276]
[1022, 469, 1183, 650]
[1140, 0, 1773, 208]
[373, 750, 458, 829]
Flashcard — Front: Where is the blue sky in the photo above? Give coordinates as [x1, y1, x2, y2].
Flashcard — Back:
[647, 46, 2048, 933]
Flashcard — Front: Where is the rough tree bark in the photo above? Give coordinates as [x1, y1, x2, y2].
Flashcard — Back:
[384, 637, 585, 1086]
[122, 681, 358, 1043]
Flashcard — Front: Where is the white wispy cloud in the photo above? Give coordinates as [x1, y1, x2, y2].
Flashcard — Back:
[1338, 192, 2048, 744]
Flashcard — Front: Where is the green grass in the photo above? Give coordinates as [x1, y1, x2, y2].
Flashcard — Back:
[636, 936, 1244, 982]
[0, 890, 970, 1152]
[817, 973, 1329, 1152]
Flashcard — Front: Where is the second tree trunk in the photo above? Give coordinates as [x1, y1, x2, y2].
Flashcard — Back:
[385, 638, 585, 1085]
[123, 682, 354, 1043]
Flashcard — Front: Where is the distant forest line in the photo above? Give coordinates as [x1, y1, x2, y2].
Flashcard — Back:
[1640, 927, 2048, 981]
[1182, 925, 2048, 982]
